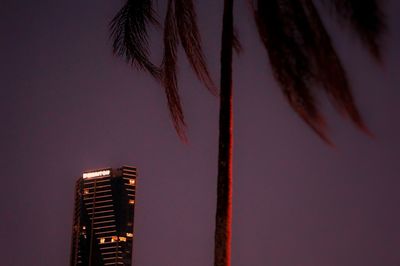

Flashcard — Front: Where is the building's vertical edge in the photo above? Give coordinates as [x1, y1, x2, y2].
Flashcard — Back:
[122, 166, 137, 265]
[70, 178, 82, 266]
[132, 167, 137, 266]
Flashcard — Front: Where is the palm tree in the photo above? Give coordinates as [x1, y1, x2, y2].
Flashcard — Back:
[110, 0, 385, 265]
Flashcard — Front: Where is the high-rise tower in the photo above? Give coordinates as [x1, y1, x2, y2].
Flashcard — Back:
[70, 166, 137, 266]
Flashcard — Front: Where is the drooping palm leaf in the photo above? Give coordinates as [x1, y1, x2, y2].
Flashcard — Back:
[175, 0, 217, 94]
[110, 0, 160, 78]
[111, 0, 217, 140]
[323, 0, 385, 59]
[301, 0, 369, 133]
[233, 27, 243, 54]
[254, 0, 332, 143]
[253, 0, 383, 143]
[162, 0, 187, 140]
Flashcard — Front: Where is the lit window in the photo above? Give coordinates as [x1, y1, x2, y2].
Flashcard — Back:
[126, 233, 133, 237]
[119, 237, 126, 242]
[111, 236, 118, 242]
[84, 189, 89, 195]
[82, 226, 86, 230]
[129, 179, 136, 185]
[129, 200, 135, 205]
[100, 238, 105, 244]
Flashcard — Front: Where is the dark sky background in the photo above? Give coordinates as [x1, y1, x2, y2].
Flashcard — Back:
[1, 0, 400, 265]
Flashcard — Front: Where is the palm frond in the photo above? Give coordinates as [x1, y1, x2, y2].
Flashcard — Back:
[301, 0, 369, 133]
[254, 0, 373, 143]
[175, 0, 217, 95]
[162, 0, 187, 141]
[110, 0, 161, 78]
[323, 0, 385, 60]
[254, 0, 332, 143]
[233, 27, 243, 54]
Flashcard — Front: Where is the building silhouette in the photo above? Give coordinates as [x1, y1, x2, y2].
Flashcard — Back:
[70, 166, 137, 266]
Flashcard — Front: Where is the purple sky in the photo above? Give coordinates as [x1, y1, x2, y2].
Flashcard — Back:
[1, 0, 400, 265]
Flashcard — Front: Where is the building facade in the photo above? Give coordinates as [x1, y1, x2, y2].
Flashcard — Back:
[70, 166, 137, 266]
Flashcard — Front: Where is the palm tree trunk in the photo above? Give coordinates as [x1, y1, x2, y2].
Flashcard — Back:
[214, 0, 234, 265]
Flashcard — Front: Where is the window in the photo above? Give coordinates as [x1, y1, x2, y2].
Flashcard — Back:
[126, 233, 133, 237]
[100, 238, 105, 244]
[129, 200, 135, 205]
[84, 189, 89, 195]
[119, 237, 126, 242]
[129, 179, 136, 185]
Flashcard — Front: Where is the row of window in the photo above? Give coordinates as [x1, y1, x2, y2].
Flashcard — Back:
[82, 179, 135, 194]
[99, 233, 133, 244]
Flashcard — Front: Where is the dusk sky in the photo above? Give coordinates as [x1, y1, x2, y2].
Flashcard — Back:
[1, 0, 400, 265]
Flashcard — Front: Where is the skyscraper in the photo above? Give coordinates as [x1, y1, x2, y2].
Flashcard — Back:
[70, 166, 137, 266]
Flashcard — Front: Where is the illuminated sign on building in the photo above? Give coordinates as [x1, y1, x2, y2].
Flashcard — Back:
[82, 170, 111, 179]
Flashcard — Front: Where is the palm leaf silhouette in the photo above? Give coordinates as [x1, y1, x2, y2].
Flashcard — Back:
[254, 0, 383, 143]
[325, 0, 385, 59]
[110, 0, 160, 78]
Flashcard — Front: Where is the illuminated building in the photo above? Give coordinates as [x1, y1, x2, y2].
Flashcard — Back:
[70, 166, 137, 266]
